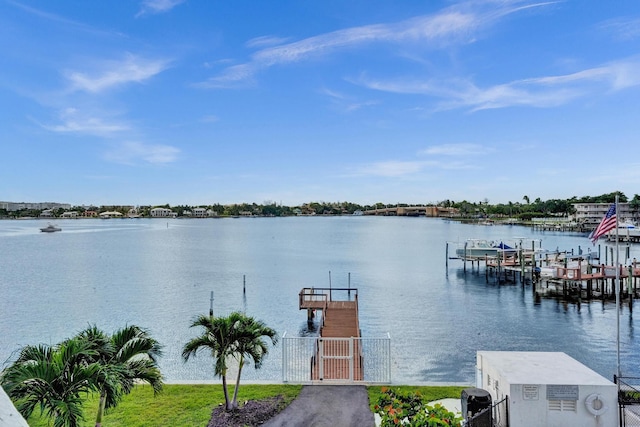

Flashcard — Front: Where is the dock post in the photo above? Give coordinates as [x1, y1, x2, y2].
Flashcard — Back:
[631, 258, 638, 296]
[611, 277, 616, 299]
[587, 263, 593, 300]
[520, 249, 525, 286]
[463, 242, 467, 274]
[629, 265, 633, 310]
[445, 242, 449, 270]
[209, 291, 214, 318]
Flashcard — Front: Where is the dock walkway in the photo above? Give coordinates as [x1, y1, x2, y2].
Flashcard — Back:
[299, 288, 363, 381]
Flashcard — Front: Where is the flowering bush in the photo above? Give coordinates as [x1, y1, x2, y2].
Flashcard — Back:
[374, 387, 462, 426]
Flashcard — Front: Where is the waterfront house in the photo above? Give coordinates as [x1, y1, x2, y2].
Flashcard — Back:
[192, 207, 207, 218]
[61, 211, 78, 218]
[99, 211, 123, 219]
[150, 207, 177, 218]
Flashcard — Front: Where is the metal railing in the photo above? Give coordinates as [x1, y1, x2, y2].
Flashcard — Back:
[617, 376, 640, 427]
[299, 287, 329, 309]
[464, 396, 509, 427]
[281, 334, 391, 384]
[299, 287, 358, 306]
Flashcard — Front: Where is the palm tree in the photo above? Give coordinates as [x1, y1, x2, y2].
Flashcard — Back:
[229, 316, 278, 409]
[0, 338, 101, 427]
[182, 312, 277, 411]
[182, 313, 240, 410]
[73, 325, 164, 427]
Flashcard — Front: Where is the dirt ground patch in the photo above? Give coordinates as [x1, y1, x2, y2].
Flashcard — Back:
[207, 395, 287, 427]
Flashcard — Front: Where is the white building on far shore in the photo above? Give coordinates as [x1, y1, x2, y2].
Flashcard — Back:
[573, 202, 634, 227]
[150, 207, 177, 218]
[99, 211, 123, 219]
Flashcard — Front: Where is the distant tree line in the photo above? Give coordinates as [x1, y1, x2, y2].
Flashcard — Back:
[2, 191, 639, 220]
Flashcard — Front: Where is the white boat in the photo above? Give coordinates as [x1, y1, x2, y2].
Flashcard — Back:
[606, 223, 640, 240]
[40, 223, 61, 233]
[455, 239, 514, 259]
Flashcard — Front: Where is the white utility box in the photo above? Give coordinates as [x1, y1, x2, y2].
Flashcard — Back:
[476, 351, 617, 427]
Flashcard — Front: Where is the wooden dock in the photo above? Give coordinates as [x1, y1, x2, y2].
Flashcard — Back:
[299, 288, 363, 381]
[452, 244, 640, 304]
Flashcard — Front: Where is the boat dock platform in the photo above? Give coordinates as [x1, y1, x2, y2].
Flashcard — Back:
[299, 287, 363, 381]
[448, 240, 640, 304]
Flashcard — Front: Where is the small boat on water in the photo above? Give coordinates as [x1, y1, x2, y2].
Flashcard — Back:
[455, 239, 514, 259]
[40, 223, 61, 233]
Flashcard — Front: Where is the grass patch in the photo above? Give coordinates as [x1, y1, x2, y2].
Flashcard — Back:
[23, 384, 465, 426]
[367, 385, 467, 412]
[26, 383, 302, 427]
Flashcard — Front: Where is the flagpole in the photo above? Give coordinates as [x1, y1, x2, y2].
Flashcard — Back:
[615, 194, 621, 381]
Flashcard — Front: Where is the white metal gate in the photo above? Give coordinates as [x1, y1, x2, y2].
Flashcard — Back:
[317, 337, 355, 381]
[282, 333, 391, 384]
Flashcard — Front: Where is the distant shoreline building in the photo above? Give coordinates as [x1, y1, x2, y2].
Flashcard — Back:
[150, 207, 177, 218]
[0, 201, 71, 211]
[572, 202, 635, 227]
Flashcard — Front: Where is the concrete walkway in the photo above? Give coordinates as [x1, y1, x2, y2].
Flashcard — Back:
[263, 385, 374, 427]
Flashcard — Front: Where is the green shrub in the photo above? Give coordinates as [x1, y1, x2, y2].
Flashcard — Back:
[373, 387, 462, 426]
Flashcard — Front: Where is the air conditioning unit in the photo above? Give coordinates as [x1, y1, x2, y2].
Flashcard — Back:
[476, 351, 617, 427]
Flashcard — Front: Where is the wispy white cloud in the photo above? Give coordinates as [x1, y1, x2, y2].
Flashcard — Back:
[421, 143, 491, 156]
[39, 107, 129, 136]
[200, 115, 220, 123]
[199, 1, 554, 88]
[355, 160, 428, 177]
[344, 100, 380, 112]
[104, 141, 180, 165]
[524, 59, 640, 90]
[320, 88, 347, 100]
[136, 0, 185, 17]
[360, 56, 640, 111]
[6, 0, 120, 36]
[352, 157, 478, 177]
[197, 64, 256, 89]
[599, 17, 640, 41]
[320, 88, 379, 112]
[65, 54, 170, 93]
[245, 35, 292, 49]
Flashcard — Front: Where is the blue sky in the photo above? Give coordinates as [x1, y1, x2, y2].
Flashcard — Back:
[2, 0, 640, 207]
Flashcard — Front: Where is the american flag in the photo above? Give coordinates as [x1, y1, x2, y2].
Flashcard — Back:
[589, 204, 617, 244]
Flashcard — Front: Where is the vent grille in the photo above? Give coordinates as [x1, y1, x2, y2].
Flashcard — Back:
[548, 399, 577, 411]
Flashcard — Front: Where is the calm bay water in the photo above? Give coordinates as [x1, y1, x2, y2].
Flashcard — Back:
[1, 217, 638, 384]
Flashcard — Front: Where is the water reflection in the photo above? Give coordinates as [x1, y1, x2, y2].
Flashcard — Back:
[2, 217, 640, 383]
[298, 321, 319, 337]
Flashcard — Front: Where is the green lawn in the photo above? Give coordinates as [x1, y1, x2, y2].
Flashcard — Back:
[24, 383, 465, 427]
[26, 384, 302, 427]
